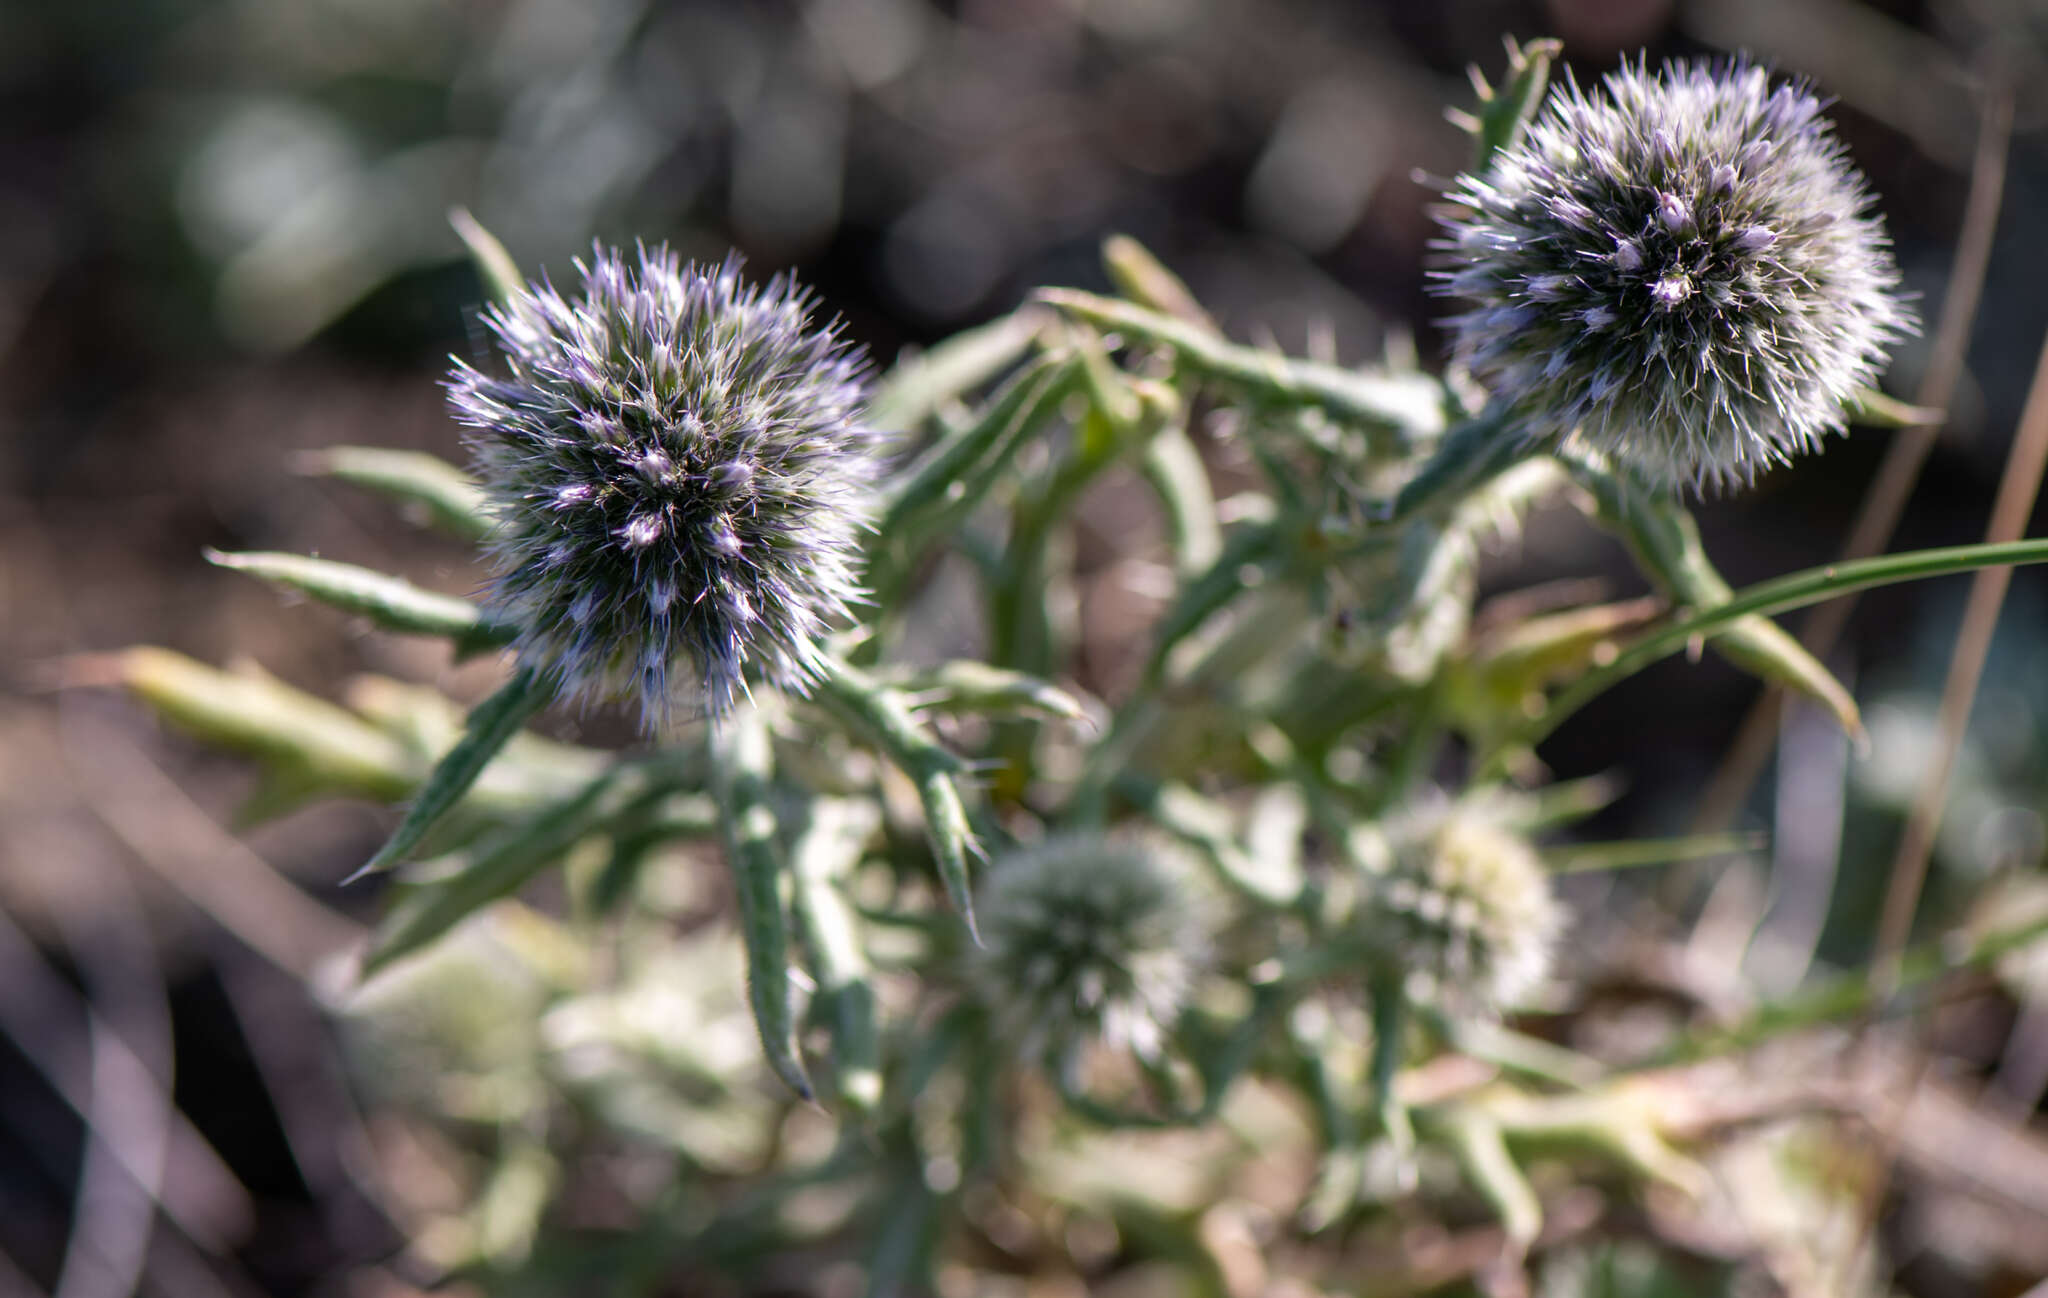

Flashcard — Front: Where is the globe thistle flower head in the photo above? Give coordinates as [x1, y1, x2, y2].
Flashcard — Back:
[972, 836, 1207, 1066]
[448, 245, 875, 726]
[1433, 58, 1912, 490]
[1357, 801, 1562, 1015]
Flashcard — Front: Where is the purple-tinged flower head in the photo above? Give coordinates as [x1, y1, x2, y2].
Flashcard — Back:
[448, 245, 876, 725]
[1433, 59, 1912, 489]
[1354, 799, 1562, 1015]
[972, 835, 1207, 1067]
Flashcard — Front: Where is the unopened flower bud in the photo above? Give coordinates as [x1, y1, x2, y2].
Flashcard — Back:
[972, 836, 1207, 1066]
[1735, 224, 1778, 252]
[1650, 274, 1693, 310]
[1655, 190, 1692, 233]
[1354, 800, 1562, 1015]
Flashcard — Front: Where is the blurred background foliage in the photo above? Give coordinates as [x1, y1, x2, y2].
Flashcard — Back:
[10, 0, 2048, 1295]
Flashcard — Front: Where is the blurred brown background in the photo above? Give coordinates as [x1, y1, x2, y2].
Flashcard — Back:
[4, 0, 2048, 1293]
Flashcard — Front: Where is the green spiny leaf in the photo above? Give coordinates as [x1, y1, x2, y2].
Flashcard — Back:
[788, 798, 882, 1114]
[1380, 404, 1532, 523]
[713, 701, 813, 1101]
[1141, 424, 1223, 574]
[206, 550, 515, 654]
[449, 207, 525, 307]
[1846, 384, 1942, 429]
[1101, 233, 1217, 331]
[301, 446, 493, 541]
[882, 660, 1095, 726]
[1462, 37, 1563, 175]
[1436, 1105, 1542, 1249]
[868, 305, 1051, 437]
[352, 667, 551, 880]
[361, 764, 654, 973]
[1038, 288, 1447, 440]
[105, 647, 416, 803]
[875, 352, 1081, 542]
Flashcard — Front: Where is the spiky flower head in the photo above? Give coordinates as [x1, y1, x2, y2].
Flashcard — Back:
[972, 835, 1206, 1065]
[1433, 59, 1911, 489]
[448, 245, 875, 725]
[1355, 801, 1562, 1014]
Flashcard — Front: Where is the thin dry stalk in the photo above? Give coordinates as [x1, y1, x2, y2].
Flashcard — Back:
[1689, 87, 2013, 836]
[1847, 321, 2048, 1295]
[1869, 325, 2048, 994]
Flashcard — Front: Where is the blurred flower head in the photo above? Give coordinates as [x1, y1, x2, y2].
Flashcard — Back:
[1433, 59, 1911, 490]
[1356, 800, 1562, 1014]
[972, 835, 1207, 1065]
[449, 246, 875, 725]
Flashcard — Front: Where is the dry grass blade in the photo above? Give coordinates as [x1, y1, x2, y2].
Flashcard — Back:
[49, 866, 170, 1298]
[0, 902, 253, 1256]
[0, 1246, 47, 1298]
[60, 707, 363, 981]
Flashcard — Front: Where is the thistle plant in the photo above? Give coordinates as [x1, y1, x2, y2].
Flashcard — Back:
[971, 834, 1206, 1067]
[1353, 799, 1562, 1015]
[449, 245, 875, 724]
[96, 40, 2048, 1297]
[1434, 58, 1912, 489]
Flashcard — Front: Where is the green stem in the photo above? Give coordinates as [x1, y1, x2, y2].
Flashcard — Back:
[812, 661, 983, 941]
[865, 355, 1082, 630]
[1371, 686, 1446, 816]
[1056, 977, 1291, 1129]
[1140, 424, 1223, 574]
[1369, 976, 1416, 1161]
[1037, 288, 1447, 441]
[1515, 536, 2048, 754]
[1379, 405, 1531, 523]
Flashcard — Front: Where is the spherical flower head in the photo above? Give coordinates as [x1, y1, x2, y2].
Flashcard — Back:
[1356, 802, 1562, 1014]
[448, 246, 875, 726]
[972, 835, 1206, 1066]
[1433, 59, 1912, 490]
